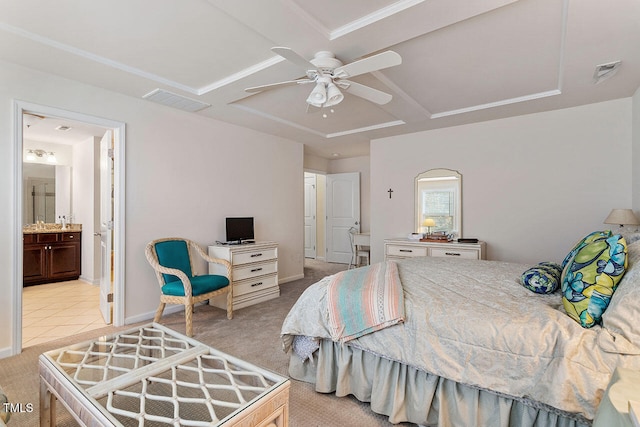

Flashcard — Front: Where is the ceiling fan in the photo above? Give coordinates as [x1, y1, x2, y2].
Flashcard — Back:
[245, 47, 402, 109]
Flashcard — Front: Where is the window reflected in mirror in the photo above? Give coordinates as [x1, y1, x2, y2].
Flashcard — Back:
[415, 169, 462, 238]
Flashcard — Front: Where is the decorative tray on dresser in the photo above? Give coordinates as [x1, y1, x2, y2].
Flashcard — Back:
[384, 238, 486, 261]
[208, 241, 279, 310]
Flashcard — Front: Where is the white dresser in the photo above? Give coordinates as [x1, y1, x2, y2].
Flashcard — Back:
[208, 241, 279, 310]
[384, 238, 486, 261]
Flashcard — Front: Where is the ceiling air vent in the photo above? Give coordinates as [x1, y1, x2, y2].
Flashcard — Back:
[142, 89, 211, 112]
[593, 61, 621, 84]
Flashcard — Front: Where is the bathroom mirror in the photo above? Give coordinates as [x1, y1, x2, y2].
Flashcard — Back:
[415, 168, 462, 237]
[23, 163, 71, 225]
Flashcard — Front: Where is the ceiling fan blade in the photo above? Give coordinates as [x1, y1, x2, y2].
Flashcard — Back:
[334, 50, 402, 78]
[245, 79, 313, 93]
[271, 47, 320, 72]
[342, 80, 393, 105]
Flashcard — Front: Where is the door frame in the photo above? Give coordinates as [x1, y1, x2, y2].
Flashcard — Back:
[304, 172, 317, 259]
[11, 100, 126, 356]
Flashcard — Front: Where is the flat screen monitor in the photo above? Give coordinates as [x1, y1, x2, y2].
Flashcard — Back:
[225, 217, 254, 243]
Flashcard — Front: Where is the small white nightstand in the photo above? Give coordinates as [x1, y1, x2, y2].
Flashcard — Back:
[593, 367, 640, 427]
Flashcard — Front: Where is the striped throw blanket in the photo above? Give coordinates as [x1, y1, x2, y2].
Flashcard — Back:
[327, 261, 405, 343]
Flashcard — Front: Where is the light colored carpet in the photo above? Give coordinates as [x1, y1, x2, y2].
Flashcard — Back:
[1, 259, 415, 426]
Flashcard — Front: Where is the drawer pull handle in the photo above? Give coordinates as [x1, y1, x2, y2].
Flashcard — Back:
[68, 235, 74, 239]
[251, 282, 263, 287]
[445, 252, 461, 256]
[399, 249, 413, 253]
[250, 268, 263, 272]
[250, 253, 263, 258]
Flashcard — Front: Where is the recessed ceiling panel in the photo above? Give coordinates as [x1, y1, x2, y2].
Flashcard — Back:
[0, 0, 273, 89]
[291, 0, 399, 30]
[384, 0, 564, 115]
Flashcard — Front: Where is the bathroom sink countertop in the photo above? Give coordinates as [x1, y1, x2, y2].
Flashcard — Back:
[23, 224, 82, 234]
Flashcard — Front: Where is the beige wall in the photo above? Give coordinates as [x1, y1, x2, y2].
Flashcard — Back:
[633, 87, 640, 214]
[0, 60, 304, 356]
[371, 98, 634, 264]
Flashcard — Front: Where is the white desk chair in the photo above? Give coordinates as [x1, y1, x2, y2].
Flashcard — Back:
[349, 230, 370, 269]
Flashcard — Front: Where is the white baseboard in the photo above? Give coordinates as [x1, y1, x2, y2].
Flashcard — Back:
[0, 346, 14, 359]
[279, 273, 304, 284]
[79, 276, 99, 285]
[125, 304, 184, 325]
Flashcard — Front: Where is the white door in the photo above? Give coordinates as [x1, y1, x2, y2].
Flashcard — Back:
[304, 173, 317, 258]
[326, 172, 360, 264]
[99, 130, 114, 324]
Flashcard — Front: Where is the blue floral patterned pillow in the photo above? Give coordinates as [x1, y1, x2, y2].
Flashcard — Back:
[561, 230, 613, 269]
[521, 262, 562, 294]
[561, 234, 628, 328]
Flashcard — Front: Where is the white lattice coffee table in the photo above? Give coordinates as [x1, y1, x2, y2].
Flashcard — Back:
[39, 323, 289, 426]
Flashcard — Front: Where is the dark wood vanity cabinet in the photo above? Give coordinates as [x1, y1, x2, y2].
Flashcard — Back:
[23, 232, 81, 286]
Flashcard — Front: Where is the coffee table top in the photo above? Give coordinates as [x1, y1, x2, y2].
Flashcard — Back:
[40, 322, 288, 426]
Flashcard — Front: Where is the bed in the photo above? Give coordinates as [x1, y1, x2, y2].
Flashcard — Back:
[281, 234, 640, 426]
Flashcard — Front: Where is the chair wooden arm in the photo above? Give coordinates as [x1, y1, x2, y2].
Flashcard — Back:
[188, 241, 232, 279]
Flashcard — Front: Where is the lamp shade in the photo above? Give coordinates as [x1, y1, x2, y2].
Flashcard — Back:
[604, 209, 640, 226]
[324, 82, 344, 107]
[306, 82, 327, 107]
[422, 218, 436, 227]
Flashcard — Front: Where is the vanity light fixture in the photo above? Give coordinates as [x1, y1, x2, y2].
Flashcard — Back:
[25, 149, 56, 163]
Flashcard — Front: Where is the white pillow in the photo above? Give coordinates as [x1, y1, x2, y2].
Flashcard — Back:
[601, 240, 640, 352]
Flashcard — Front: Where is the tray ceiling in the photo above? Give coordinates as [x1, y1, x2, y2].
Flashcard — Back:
[2, 0, 639, 158]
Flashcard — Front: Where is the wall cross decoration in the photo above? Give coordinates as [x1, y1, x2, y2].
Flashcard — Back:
[388, 188, 393, 199]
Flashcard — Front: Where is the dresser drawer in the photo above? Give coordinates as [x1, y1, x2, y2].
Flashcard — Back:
[386, 244, 428, 258]
[234, 274, 278, 297]
[37, 233, 59, 243]
[62, 232, 81, 241]
[233, 260, 277, 281]
[233, 248, 277, 265]
[430, 247, 479, 259]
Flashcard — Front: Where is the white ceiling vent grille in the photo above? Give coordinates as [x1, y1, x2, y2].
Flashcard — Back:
[142, 89, 211, 112]
[593, 61, 621, 84]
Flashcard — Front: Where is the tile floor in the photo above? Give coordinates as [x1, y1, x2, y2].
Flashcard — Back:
[22, 280, 108, 348]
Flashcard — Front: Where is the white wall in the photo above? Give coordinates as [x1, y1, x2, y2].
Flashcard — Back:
[72, 136, 99, 284]
[0, 60, 304, 355]
[371, 98, 633, 265]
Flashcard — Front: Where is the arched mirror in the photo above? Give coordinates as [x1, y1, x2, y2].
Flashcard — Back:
[415, 169, 462, 238]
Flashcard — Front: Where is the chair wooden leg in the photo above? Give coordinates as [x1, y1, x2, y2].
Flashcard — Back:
[185, 303, 193, 337]
[226, 290, 233, 320]
[154, 302, 166, 322]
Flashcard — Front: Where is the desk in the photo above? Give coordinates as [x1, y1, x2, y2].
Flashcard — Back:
[39, 323, 290, 426]
[350, 233, 370, 268]
[353, 233, 370, 247]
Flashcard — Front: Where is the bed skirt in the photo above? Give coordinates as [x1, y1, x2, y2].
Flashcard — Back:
[289, 339, 591, 427]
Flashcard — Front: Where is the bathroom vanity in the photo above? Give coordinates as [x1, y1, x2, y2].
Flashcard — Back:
[23, 225, 82, 286]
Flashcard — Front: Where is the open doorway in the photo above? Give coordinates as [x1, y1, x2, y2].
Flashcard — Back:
[13, 101, 126, 355]
[304, 172, 326, 261]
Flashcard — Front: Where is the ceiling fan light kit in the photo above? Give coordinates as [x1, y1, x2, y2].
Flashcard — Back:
[245, 47, 402, 112]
